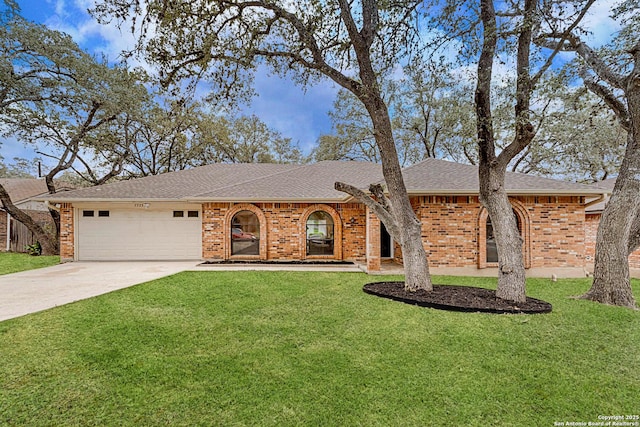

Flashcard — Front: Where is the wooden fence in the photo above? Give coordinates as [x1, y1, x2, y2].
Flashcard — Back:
[7, 211, 56, 253]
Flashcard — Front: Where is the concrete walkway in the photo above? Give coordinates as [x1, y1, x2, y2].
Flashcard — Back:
[0, 261, 198, 322]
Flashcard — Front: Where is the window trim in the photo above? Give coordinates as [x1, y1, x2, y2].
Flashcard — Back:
[300, 204, 343, 260]
[223, 204, 267, 260]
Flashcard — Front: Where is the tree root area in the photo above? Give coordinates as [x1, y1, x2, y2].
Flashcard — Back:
[363, 282, 552, 314]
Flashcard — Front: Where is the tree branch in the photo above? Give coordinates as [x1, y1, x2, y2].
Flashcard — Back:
[334, 181, 399, 239]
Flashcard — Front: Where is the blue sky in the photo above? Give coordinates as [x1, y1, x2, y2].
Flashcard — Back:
[5, 0, 340, 164]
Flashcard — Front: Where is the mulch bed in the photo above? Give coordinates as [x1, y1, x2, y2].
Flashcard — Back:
[363, 282, 552, 314]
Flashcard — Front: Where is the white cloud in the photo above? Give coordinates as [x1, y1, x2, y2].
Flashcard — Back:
[582, 2, 620, 47]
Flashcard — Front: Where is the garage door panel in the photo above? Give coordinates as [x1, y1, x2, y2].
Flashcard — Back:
[78, 209, 202, 261]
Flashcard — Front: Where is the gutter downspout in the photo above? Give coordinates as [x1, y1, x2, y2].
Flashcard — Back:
[584, 193, 607, 210]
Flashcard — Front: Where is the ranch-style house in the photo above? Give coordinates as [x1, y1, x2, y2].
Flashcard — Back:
[43, 158, 613, 277]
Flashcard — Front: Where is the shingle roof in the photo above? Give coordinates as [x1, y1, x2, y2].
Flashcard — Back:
[43, 159, 607, 203]
[401, 158, 605, 195]
[0, 178, 49, 204]
[44, 161, 384, 202]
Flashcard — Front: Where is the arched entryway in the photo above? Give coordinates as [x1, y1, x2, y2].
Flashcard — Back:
[478, 200, 531, 268]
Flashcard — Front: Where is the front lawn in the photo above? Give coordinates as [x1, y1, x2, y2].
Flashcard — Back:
[0, 271, 638, 426]
[0, 252, 59, 275]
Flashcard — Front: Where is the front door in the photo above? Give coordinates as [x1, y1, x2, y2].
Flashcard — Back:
[381, 223, 393, 258]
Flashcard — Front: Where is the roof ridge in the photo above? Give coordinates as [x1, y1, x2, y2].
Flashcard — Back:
[189, 163, 309, 198]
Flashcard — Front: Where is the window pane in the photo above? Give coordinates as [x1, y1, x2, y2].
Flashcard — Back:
[82, 210, 94, 217]
[486, 216, 498, 263]
[173, 211, 184, 218]
[306, 211, 334, 256]
[187, 210, 199, 218]
[486, 210, 521, 263]
[98, 210, 109, 217]
[231, 211, 260, 255]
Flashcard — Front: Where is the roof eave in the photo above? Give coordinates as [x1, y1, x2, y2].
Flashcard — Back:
[406, 189, 607, 196]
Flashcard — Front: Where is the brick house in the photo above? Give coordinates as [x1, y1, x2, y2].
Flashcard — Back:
[43, 159, 607, 276]
[584, 177, 640, 273]
[1, 178, 57, 252]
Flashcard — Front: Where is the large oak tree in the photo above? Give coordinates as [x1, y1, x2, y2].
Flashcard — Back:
[0, 5, 149, 254]
[93, 0, 433, 291]
[428, 0, 596, 301]
[538, 2, 639, 308]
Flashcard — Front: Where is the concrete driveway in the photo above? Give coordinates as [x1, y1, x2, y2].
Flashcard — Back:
[0, 261, 198, 322]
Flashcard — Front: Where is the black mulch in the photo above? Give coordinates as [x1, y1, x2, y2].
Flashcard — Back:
[363, 282, 552, 314]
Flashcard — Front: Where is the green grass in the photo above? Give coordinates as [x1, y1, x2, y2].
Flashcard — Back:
[0, 252, 59, 275]
[0, 271, 638, 426]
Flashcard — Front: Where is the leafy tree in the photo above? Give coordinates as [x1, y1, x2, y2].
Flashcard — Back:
[314, 58, 479, 166]
[193, 114, 305, 165]
[0, 155, 41, 178]
[538, 1, 640, 308]
[121, 97, 198, 177]
[93, 0, 434, 291]
[429, 0, 596, 301]
[520, 87, 626, 182]
[0, 7, 149, 254]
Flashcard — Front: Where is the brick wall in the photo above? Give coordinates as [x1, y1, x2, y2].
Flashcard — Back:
[202, 202, 367, 262]
[406, 195, 586, 269]
[59, 203, 74, 261]
[525, 196, 585, 268]
[585, 212, 640, 269]
[57, 196, 590, 268]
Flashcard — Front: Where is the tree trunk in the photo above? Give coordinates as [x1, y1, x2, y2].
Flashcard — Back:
[475, 0, 527, 303]
[586, 200, 637, 307]
[0, 183, 58, 255]
[583, 44, 640, 309]
[334, 4, 432, 292]
[585, 181, 638, 308]
[479, 167, 527, 302]
[365, 92, 432, 292]
[398, 215, 431, 292]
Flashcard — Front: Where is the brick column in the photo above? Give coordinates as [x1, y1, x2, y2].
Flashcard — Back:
[202, 202, 228, 260]
[366, 207, 381, 272]
[59, 203, 74, 262]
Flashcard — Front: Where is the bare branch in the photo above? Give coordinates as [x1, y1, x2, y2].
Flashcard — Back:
[334, 181, 398, 237]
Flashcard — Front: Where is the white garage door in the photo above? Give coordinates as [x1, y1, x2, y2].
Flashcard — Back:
[77, 207, 202, 261]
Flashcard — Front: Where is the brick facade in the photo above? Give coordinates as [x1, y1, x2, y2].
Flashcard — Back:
[58, 195, 593, 271]
[585, 212, 640, 270]
[202, 202, 366, 262]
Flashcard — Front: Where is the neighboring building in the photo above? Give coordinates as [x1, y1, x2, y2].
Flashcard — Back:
[43, 159, 608, 277]
[1, 178, 56, 252]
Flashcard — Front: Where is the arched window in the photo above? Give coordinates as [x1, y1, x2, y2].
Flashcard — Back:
[486, 209, 522, 263]
[306, 211, 334, 256]
[231, 210, 260, 256]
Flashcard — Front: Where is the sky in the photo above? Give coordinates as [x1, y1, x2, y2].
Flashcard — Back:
[2, 0, 623, 169]
[4, 0, 340, 164]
